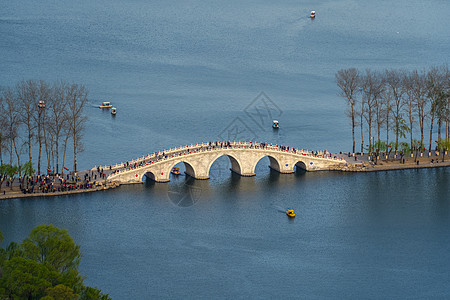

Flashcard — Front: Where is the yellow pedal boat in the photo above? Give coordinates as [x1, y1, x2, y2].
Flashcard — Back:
[286, 209, 295, 218]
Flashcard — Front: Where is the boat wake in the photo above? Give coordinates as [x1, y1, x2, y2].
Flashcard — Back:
[273, 205, 288, 213]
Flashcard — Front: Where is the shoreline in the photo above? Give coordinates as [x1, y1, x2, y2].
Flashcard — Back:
[1, 158, 449, 200]
[338, 155, 450, 172]
[347, 161, 450, 172]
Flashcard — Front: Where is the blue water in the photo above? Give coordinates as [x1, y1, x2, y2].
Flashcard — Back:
[1, 0, 450, 298]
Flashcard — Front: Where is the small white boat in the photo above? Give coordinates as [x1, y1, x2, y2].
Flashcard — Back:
[310, 10, 316, 18]
[99, 101, 112, 109]
[272, 120, 279, 129]
[38, 100, 45, 108]
[111, 107, 116, 115]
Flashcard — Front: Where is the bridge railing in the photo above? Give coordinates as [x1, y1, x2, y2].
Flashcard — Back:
[104, 147, 339, 174]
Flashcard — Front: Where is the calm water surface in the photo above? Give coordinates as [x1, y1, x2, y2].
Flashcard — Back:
[1, 0, 449, 298]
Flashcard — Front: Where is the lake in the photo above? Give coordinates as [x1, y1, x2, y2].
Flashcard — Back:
[1, 0, 449, 298]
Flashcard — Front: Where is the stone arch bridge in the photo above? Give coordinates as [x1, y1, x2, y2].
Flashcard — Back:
[105, 141, 348, 184]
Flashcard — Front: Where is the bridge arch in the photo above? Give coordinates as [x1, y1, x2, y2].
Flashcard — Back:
[144, 171, 157, 181]
[167, 160, 196, 178]
[251, 155, 281, 174]
[207, 154, 242, 177]
[294, 160, 308, 171]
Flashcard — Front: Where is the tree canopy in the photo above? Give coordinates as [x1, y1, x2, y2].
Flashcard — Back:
[0, 225, 110, 300]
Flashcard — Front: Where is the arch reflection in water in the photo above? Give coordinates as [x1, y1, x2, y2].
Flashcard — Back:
[167, 177, 210, 207]
[208, 155, 232, 180]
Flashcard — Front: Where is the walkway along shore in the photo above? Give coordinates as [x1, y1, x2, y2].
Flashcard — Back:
[335, 155, 450, 172]
[0, 182, 120, 200]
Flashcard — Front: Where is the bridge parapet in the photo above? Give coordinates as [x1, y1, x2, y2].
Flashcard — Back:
[96, 141, 336, 170]
[104, 141, 348, 184]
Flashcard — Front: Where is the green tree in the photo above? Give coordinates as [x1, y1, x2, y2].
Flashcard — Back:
[1, 257, 53, 299]
[80, 286, 112, 300]
[5, 241, 24, 260]
[22, 161, 35, 182]
[0, 225, 111, 300]
[21, 224, 84, 293]
[390, 115, 410, 152]
[436, 138, 450, 162]
[5, 164, 18, 190]
[21, 224, 81, 274]
[373, 140, 387, 163]
[411, 139, 424, 162]
[0, 164, 8, 192]
[399, 142, 410, 162]
[46, 284, 78, 300]
[387, 141, 397, 156]
[0, 230, 4, 271]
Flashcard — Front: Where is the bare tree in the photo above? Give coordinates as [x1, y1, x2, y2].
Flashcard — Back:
[1, 80, 88, 176]
[16, 80, 38, 165]
[33, 80, 51, 175]
[411, 69, 428, 149]
[336, 66, 447, 156]
[12, 136, 24, 177]
[385, 69, 405, 152]
[381, 80, 392, 150]
[66, 83, 88, 173]
[336, 68, 359, 154]
[361, 69, 384, 155]
[361, 70, 375, 155]
[446, 99, 449, 139]
[42, 97, 53, 173]
[426, 66, 446, 151]
[357, 81, 367, 153]
[446, 67, 450, 139]
[0, 94, 6, 165]
[436, 65, 449, 141]
[61, 114, 71, 176]
[45, 129, 56, 173]
[403, 71, 416, 149]
[374, 73, 386, 150]
[3, 88, 20, 165]
[47, 81, 69, 174]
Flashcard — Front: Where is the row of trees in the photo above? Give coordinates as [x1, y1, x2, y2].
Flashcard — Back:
[0, 224, 110, 299]
[336, 65, 449, 155]
[0, 80, 88, 177]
